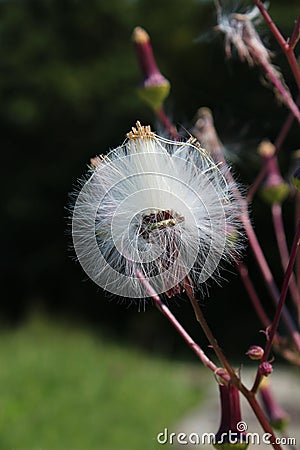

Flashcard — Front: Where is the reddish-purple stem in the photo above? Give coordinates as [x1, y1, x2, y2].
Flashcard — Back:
[259, 59, 300, 123]
[272, 202, 300, 311]
[252, 219, 300, 393]
[156, 107, 179, 140]
[210, 143, 300, 348]
[244, 214, 300, 352]
[236, 259, 271, 328]
[295, 193, 300, 323]
[184, 280, 283, 450]
[247, 105, 296, 202]
[135, 271, 282, 449]
[253, 0, 300, 90]
[184, 282, 238, 382]
[135, 270, 218, 374]
[289, 15, 300, 50]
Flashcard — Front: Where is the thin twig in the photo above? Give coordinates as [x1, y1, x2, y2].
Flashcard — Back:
[136, 269, 282, 449]
[272, 202, 300, 312]
[252, 219, 300, 393]
[247, 102, 296, 202]
[193, 108, 300, 350]
[184, 282, 239, 383]
[289, 15, 300, 50]
[253, 0, 300, 89]
[184, 280, 283, 450]
[156, 107, 180, 140]
[135, 270, 219, 374]
[236, 259, 271, 328]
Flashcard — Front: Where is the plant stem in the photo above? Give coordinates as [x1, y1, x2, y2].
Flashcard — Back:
[156, 106, 179, 140]
[247, 106, 296, 202]
[253, 0, 300, 90]
[289, 15, 300, 50]
[272, 202, 300, 311]
[192, 108, 300, 349]
[296, 193, 300, 323]
[136, 270, 282, 449]
[259, 59, 300, 123]
[185, 281, 283, 450]
[252, 219, 300, 393]
[245, 393, 283, 450]
[135, 270, 220, 375]
[221, 154, 300, 348]
[242, 211, 300, 353]
[185, 282, 239, 383]
[236, 259, 271, 328]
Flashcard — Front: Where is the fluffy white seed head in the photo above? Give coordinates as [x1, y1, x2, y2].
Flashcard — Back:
[71, 122, 244, 299]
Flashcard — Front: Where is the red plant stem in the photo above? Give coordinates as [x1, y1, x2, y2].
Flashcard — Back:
[212, 143, 300, 348]
[236, 259, 271, 328]
[289, 15, 300, 50]
[259, 59, 300, 123]
[286, 50, 300, 92]
[259, 380, 289, 426]
[296, 193, 300, 308]
[185, 282, 238, 383]
[253, 0, 300, 90]
[135, 270, 219, 374]
[156, 106, 179, 140]
[246, 395, 283, 450]
[272, 202, 300, 311]
[247, 105, 296, 202]
[185, 281, 282, 450]
[196, 115, 300, 348]
[252, 219, 300, 393]
[136, 270, 282, 449]
[244, 214, 300, 352]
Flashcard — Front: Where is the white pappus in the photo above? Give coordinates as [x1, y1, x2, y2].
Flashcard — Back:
[71, 121, 244, 299]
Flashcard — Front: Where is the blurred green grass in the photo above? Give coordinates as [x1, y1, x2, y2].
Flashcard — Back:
[0, 315, 206, 450]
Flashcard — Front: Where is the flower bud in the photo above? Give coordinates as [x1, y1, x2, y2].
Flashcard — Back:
[259, 361, 273, 377]
[132, 27, 170, 111]
[213, 383, 249, 450]
[258, 140, 289, 204]
[246, 345, 264, 360]
[259, 378, 289, 431]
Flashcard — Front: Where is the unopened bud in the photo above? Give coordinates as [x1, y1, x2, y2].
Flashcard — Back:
[132, 27, 170, 111]
[259, 361, 273, 377]
[246, 345, 264, 360]
[258, 140, 289, 204]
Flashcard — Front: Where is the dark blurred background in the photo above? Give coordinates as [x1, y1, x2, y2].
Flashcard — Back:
[2, 0, 300, 358]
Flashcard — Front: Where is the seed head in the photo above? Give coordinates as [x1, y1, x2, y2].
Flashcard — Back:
[71, 122, 244, 299]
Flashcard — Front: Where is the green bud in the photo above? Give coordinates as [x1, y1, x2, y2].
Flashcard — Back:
[260, 183, 289, 204]
[137, 81, 170, 111]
